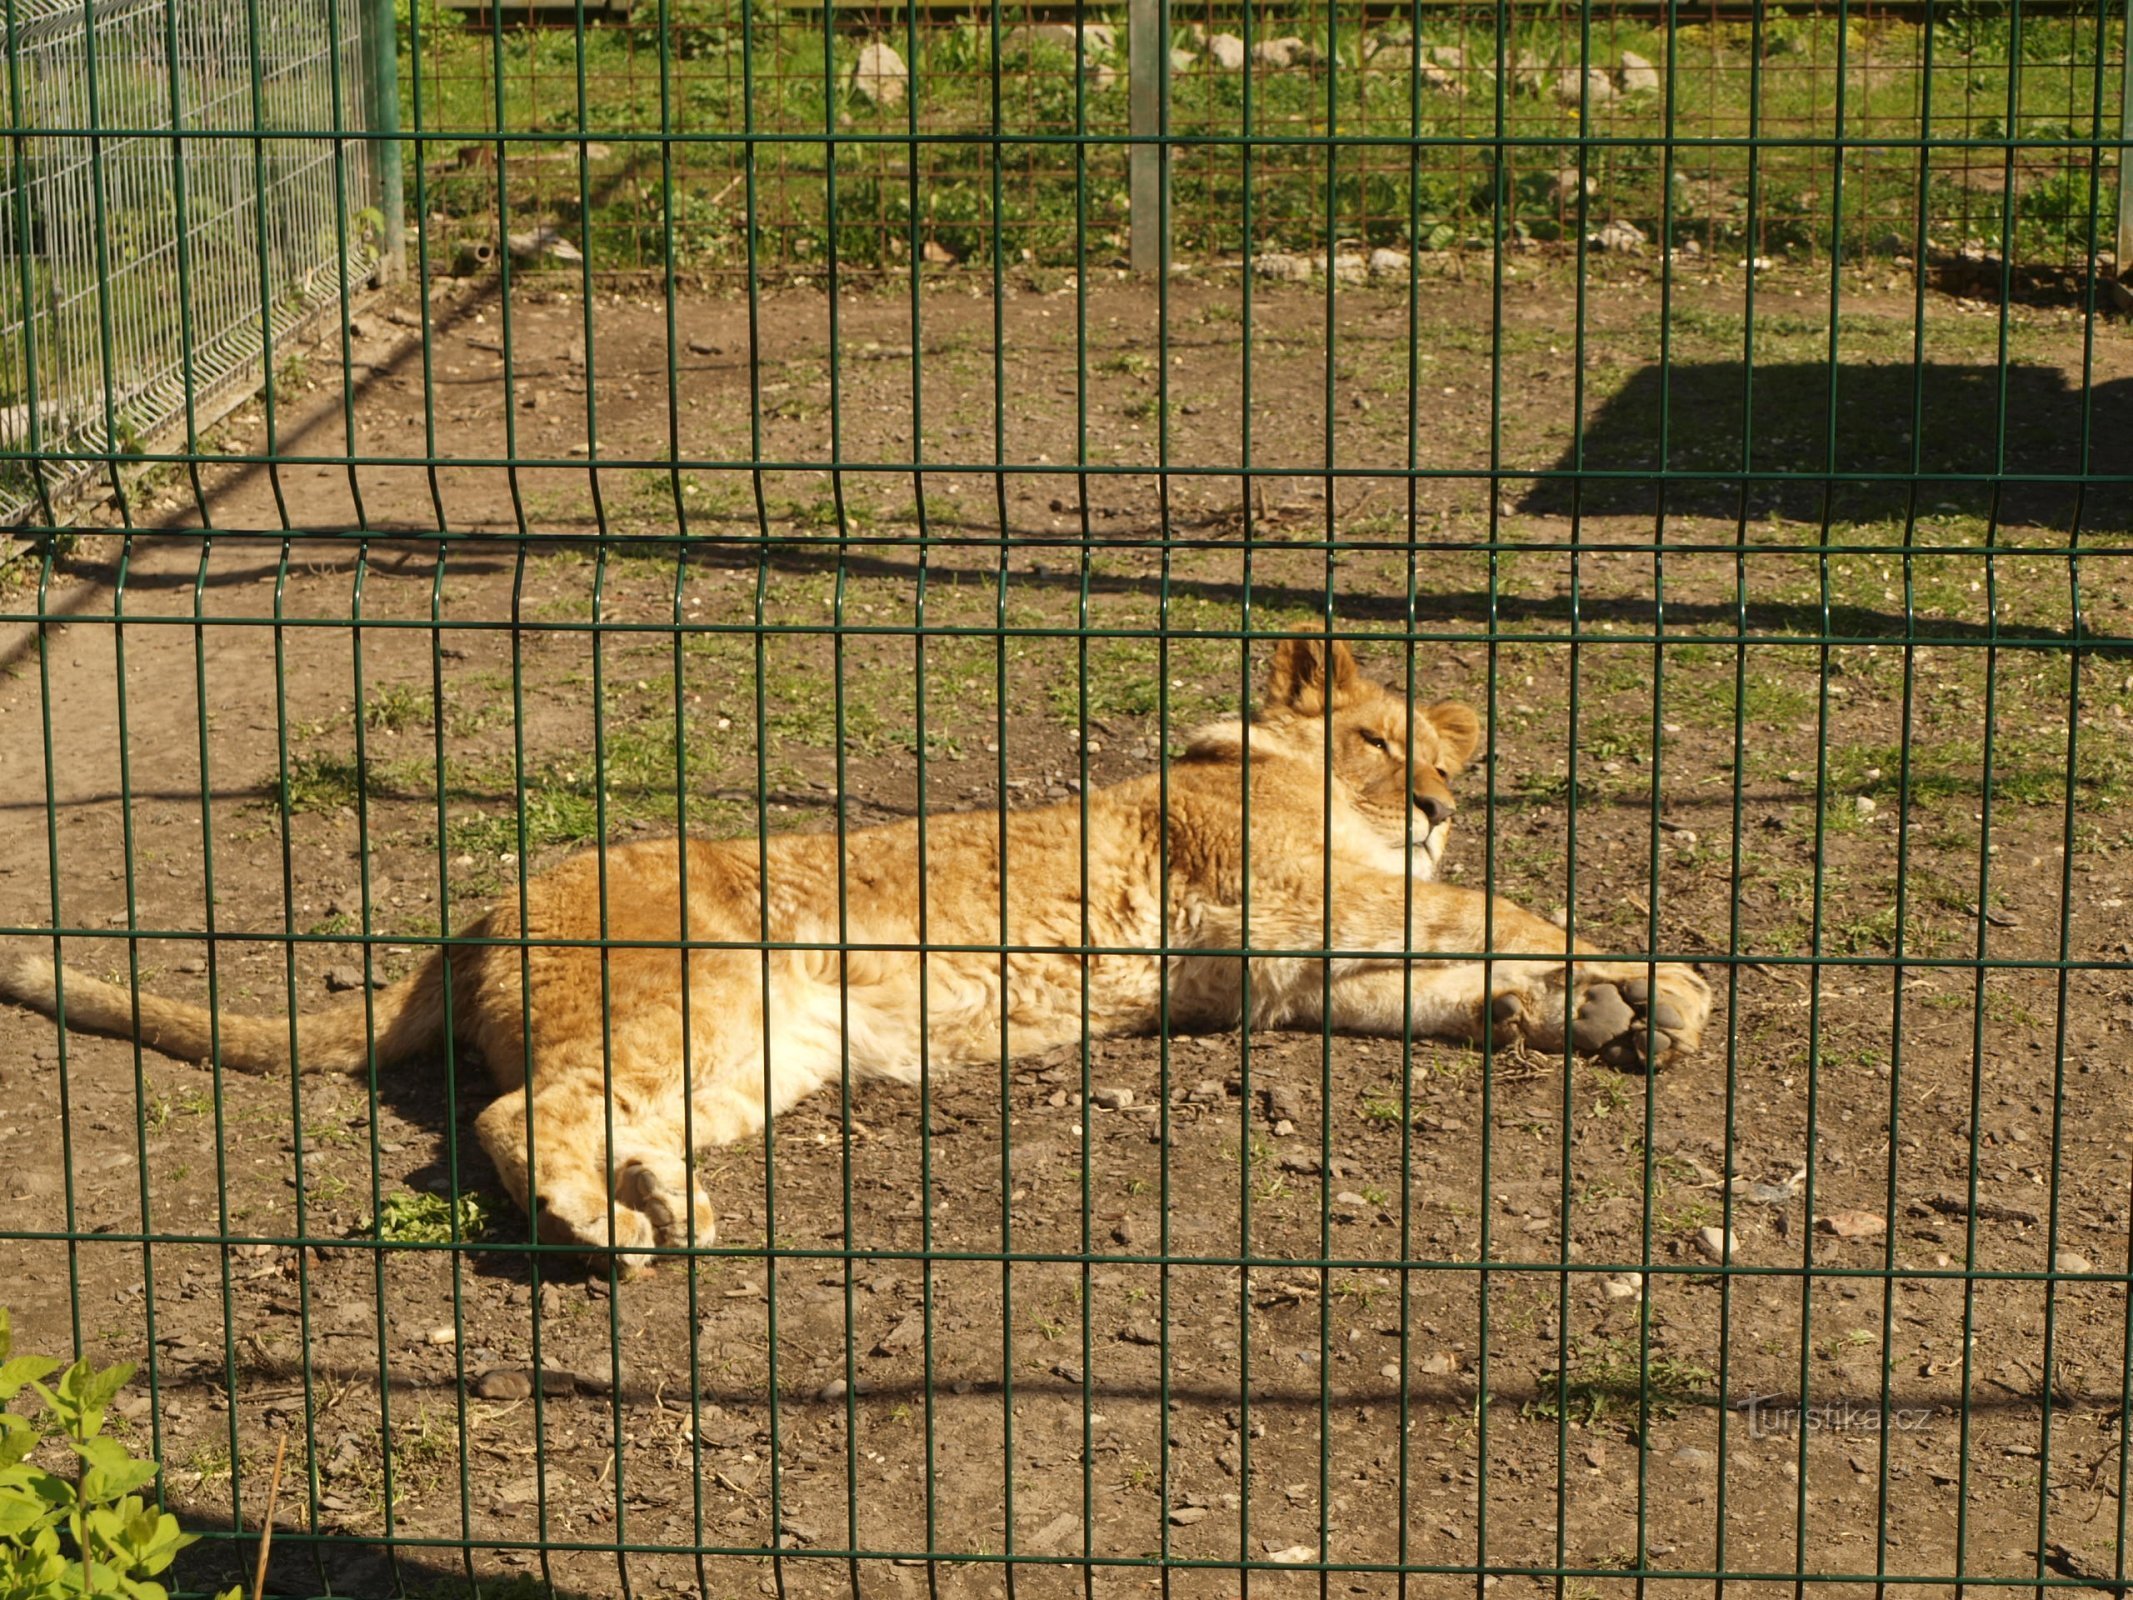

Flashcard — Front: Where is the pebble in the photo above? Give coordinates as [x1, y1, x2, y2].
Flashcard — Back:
[1696, 1225, 1736, 1261]
[1168, 1505, 1210, 1526]
[2056, 1251, 2095, 1275]
[1670, 1446, 1714, 1469]
[1089, 1086, 1134, 1110]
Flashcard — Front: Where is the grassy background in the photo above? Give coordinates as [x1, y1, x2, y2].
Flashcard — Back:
[403, 1, 2126, 275]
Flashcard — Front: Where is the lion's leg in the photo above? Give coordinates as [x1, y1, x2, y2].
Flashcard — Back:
[1303, 881, 1710, 1071]
[475, 1086, 661, 1274]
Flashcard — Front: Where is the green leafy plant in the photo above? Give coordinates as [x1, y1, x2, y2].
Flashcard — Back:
[0, 1307, 241, 1600]
[371, 1190, 492, 1245]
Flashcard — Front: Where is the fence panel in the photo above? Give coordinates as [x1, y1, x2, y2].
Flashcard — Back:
[0, 2, 2127, 1599]
[0, 0, 380, 523]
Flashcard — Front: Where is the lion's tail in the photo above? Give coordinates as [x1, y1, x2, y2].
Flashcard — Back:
[0, 946, 448, 1076]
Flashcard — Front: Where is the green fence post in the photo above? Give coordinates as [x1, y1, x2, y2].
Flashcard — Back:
[2117, 0, 2131, 300]
[367, 0, 405, 280]
[1129, 0, 1166, 272]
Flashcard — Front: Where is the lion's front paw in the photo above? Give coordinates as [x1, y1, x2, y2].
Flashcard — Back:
[617, 1156, 717, 1254]
[1570, 964, 1709, 1071]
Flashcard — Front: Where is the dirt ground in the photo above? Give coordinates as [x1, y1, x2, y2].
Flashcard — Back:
[2, 262, 2132, 1600]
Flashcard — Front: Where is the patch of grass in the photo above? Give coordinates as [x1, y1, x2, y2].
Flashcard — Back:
[1525, 1338, 1718, 1428]
[371, 1190, 493, 1244]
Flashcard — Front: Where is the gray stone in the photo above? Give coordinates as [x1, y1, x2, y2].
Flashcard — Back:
[1551, 167, 1595, 205]
[1207, 32, 1246, 70]
[1252, 36, 1320, 70]
[1590, 218, 1648, 253]
[850, 40, 907, 107]
[1555, 66, 1615, 106]
[1368, 246, 1410, 278]
[1617, 50, 1660, 93]
[1005, 21, 1115, 55]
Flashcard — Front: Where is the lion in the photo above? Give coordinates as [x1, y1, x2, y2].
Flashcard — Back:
[1, 638, 1709, 1270]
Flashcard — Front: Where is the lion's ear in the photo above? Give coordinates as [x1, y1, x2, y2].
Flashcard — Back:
[1267, 637, 1362, 713]
[1425, 700, 1482, 771]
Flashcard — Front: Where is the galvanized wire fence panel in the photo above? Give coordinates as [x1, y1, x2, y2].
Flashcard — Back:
[0, 2, 2129, 1600]
[0, 0, 382, 525]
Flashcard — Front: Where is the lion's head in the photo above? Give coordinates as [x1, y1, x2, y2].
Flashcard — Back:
[1253, 636, 1483, 876]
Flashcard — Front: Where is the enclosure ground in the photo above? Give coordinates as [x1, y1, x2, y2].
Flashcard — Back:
[1, 268, 2131, 1599]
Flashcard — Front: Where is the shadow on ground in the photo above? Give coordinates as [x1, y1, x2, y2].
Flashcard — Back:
[1520, 363, 2132, 532]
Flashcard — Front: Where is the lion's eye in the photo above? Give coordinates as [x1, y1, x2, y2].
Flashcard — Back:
[1435, 766, 1450, 782]
[1358, 730, 1389, 752]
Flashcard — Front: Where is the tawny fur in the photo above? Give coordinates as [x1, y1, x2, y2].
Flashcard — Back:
[0, 640, 1710, 1269]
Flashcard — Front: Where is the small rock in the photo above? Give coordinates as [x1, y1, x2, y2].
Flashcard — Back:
[850, 40, 907, 107]
[1005, 21, 1115, 55]
[1334, 1191, 1370, 1210]
[1600, 1272, 1643, 1302]
[1266, 1545, 1316, 1565]
[1584, 1441, 1607, 1467]
[1695, 1225, 1735, 1261]
[2056, 1251, 2095, 1275]
[1252, 251, 1314, 282]
[323, 964, 367, 993]
[1168, 1505, 1210, 1526]
[1330, 251, 1368, 283]
[473, 1368, 533, 1400]
[1170, 48, 1196, 72]
[507, 226, 583, 264]
[1815, 1210, 1886, 1241]
[1089, 1086, 1134, 1110]
[1670, 1446, 1714, 1469]
[779, 1518, 822, 1545]
[1551, 167, 1595, 205]
[1737, 1181, 1796, 1207]
[1855, 795, 1877, 817]
[871, 1315, 924, 1356]
[1368, 246, 1409, 278]
[1252, 36, 1319, 69]
[1617, 50, 1660, 92]
[1206, 32, 1246, 70]
[1027, 1510, 1081, 1551]
[686, 336, 720, 356]
[1417, 1351, 1458, 1375]
[492, 1473, 544, 1505]
[1554, 66, 1613, 106]
[1379, 1363, 1401, 1380]
[1590, 218, 1648, 254]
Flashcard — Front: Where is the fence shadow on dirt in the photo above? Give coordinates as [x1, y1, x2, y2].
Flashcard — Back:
[1519, 363, 2132, 533]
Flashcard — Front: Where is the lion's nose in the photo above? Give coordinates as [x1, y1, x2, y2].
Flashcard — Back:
[1414, 791, 1453, 826]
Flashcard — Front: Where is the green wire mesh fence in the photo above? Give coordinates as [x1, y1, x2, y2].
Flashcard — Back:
[0, 0, 384, 524]
[0, 0, 2129, 1598]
